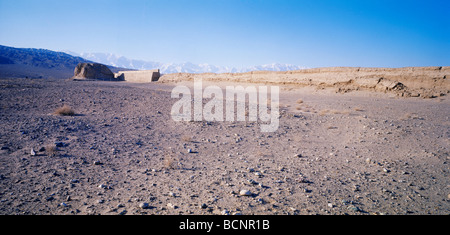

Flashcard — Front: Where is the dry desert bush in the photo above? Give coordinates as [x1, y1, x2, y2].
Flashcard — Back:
[318, 109, 350, 116]
[163, 154, 179, 170]
[181, 135, 193, 142]
[45, 145, 58, 157]
[54, 105, 75, 116]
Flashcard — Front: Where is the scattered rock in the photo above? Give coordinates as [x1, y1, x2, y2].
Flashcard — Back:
[167, 203, 177, 209]
[71, 179, 79, 183]
[297, 177, 310, 183]
[347, 206, 361, 212]
[30, 148, 36, 156]
[1, 146, 10, 150]
[54, 142, 67, 147]
[139, 202, 150, 209]
[239, 190, 251, 196]
[118, 209, 127, 215]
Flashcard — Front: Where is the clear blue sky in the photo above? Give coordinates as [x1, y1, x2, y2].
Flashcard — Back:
[0, 0, 449, 68]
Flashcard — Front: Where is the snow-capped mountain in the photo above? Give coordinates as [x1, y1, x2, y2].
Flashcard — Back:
[64, 51, 306, 74]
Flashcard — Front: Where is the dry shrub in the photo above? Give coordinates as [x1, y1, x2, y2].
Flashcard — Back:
[319, 109, 329, 116]
[45, 145, 58, 157]
[296, 99, 304, 104]
[164, 154, 178, 170]
[181, 135, 192, 142]
[54, 105, 75, 116]
[402, 113, 420, 120]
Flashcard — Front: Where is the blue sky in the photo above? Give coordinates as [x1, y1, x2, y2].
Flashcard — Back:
[0, 0, 449, 68]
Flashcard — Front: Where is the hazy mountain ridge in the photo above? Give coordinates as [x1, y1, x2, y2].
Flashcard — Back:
[1, 45, 89, 69]
[0, 45, 306, 79]
[0, 45, 129, 79]
[68, 51, 307, 74]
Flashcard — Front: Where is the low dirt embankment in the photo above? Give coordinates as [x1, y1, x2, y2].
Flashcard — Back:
[160, 66, 450, 98]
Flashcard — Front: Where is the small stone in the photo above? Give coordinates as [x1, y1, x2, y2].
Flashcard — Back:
[327, 203, 334, 208]
[221, 210, 229, 215]
[187, 149, 193, 153]
[239, 190, 251, 196]
[93, 161, 102, 165]
[1, 146, 10, 150]
[247, 179, 257, 185]
[97, 199, 104, 204]
[167, 203, 177, 209]
[30, 148, 36, 156]
[54, 142, 66, 147]
[383, 168, 390, 173]
[256, 198, 265, 204]
[200, 203, 208, 209]
[348, 206, 361, 212]
[139, 202, 150, 209]
[169, 192, 176, 197]
[118, 209, 127, 215]
[60, 202, 68, 207]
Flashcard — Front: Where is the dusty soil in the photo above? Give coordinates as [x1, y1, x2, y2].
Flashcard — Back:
[0, 77, 448, 215]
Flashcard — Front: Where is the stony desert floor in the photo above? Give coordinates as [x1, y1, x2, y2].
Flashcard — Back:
[0, 78, 448, 215]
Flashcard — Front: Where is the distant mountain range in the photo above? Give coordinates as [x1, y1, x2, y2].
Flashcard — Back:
[0, 45, 128, 79]
[65, 51, 307, 74]
[0, 44, 306, 79]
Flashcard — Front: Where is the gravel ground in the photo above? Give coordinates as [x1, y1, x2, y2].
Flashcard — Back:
[0, 78, 448, 215]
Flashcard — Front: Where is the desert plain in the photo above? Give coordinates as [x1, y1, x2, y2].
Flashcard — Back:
[0, 67, 449, 215]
